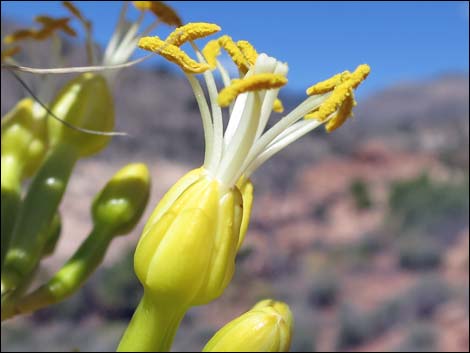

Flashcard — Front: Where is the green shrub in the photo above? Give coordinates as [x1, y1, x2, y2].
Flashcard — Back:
[397, 234, 442, 271]
[336, 305, 372, 349]
[308, 272, 339, 308]
[394, 324, 437, 352]
[388, 173, 469, 240]
[350, 178, 373, 210]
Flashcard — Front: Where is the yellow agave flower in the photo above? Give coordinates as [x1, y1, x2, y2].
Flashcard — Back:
[118, 22, 369, 352]
[203, 299, 293, 352]
[134, 23, 370, 304]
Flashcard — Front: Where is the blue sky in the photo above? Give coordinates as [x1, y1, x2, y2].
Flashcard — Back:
[2, 1, 469, 97]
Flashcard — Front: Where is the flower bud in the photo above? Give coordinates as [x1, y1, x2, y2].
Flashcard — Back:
[1, 98, 47, 179]
[47, 73, 114, 157]
[134, 168, 253, 307]
[203, 299, 293, 352]
[92, 163, 150, 234]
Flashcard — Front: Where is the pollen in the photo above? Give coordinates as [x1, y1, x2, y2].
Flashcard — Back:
[237, 40, 258, 66]
[202, 40, 221, 69]
[325, 94, 356, 132]
[218, 35, 251, 74]
[218, 73, 287, 107]
[138, 36, 210, 73]
[349, 64, 371, 89]
[307, 84, 353, 122]
[306, 71, 351, 96]
[132, 1, 153, 11]
[150, 1, 183, 27]
[1, 46, 21, 61]
[272, 98, 284, 113]
[166, 23, 221, 47]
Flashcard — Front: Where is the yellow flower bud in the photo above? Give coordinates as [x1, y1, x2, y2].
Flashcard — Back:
[134, 168, 253, 307]
[203, 299, 293, 352]
[47, 73, 114, 157]
[1, 98, 48, 179]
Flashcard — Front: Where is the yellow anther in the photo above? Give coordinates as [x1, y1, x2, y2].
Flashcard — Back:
[349, 64, 371, 89]
[304, 109, 319, 120]
[1, 46, 21, 61]
[273, 98, 284, 113]
[218, 35, 251, 74]
[138, 36, 210, 73]
[305, 64, 370, 131]
[202, 39, 221, 69]
[166, 23, 221, 47]
[325, 94, 356, 132]
[237, 40, 258, 66]
[132, 1, 153, 11]
[35, 16, 76, 38]
[3, 29, 36, 44]
[306, 70, 351, 96]
[218, 73, 287, 107]
[63, 1, 91, 29]
[307, 84, 353, 122]
[150, 1, 183, 27]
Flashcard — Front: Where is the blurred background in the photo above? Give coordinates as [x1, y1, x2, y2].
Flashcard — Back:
[1, 1, 469, 351]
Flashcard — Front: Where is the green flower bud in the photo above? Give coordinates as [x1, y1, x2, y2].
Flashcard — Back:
[134, 167, 253, 307]
[2, 73, 115, 293]
[1, 98, 48, 179]
[48, 73, 114, 157]
[1, 164, 150, 321]
[1, 98, 48, 268]
[203, 299, 293, 352]
[92, 163, 150, 234]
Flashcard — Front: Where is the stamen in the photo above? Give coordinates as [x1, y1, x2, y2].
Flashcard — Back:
[103, 0, 129, 64]
[132, 1, 153, 11]
[1, 54, 152, 74]
[3, 29, 36, 44]
[325, 94, 356, 132]
[202, 40, 221, 69]
[150, 1, 183, 27]
[218, 73, 287, 107]
[166, 23, 221, 47]
[62, 1, 91, 29]
[306, 83, 352, 122]
[306, 70, 350, 95]
[305, 64, 370, 131]
[237, 40, 258, 65]
[138, 36, 209, 73]
[63, 1, 94, 64]
[349, 64, 371, 88]
[34, 16, 77, 38]
[218, 35, 251, 74]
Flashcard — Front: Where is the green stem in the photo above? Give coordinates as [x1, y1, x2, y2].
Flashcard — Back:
[117, 292, 187, 352]
[1, 223, 115, 321]
[1, 156, 22, 271]
[1, 142, 79, 296]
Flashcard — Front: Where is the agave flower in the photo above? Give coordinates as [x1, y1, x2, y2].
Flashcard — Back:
[118, 22, 370, 352]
